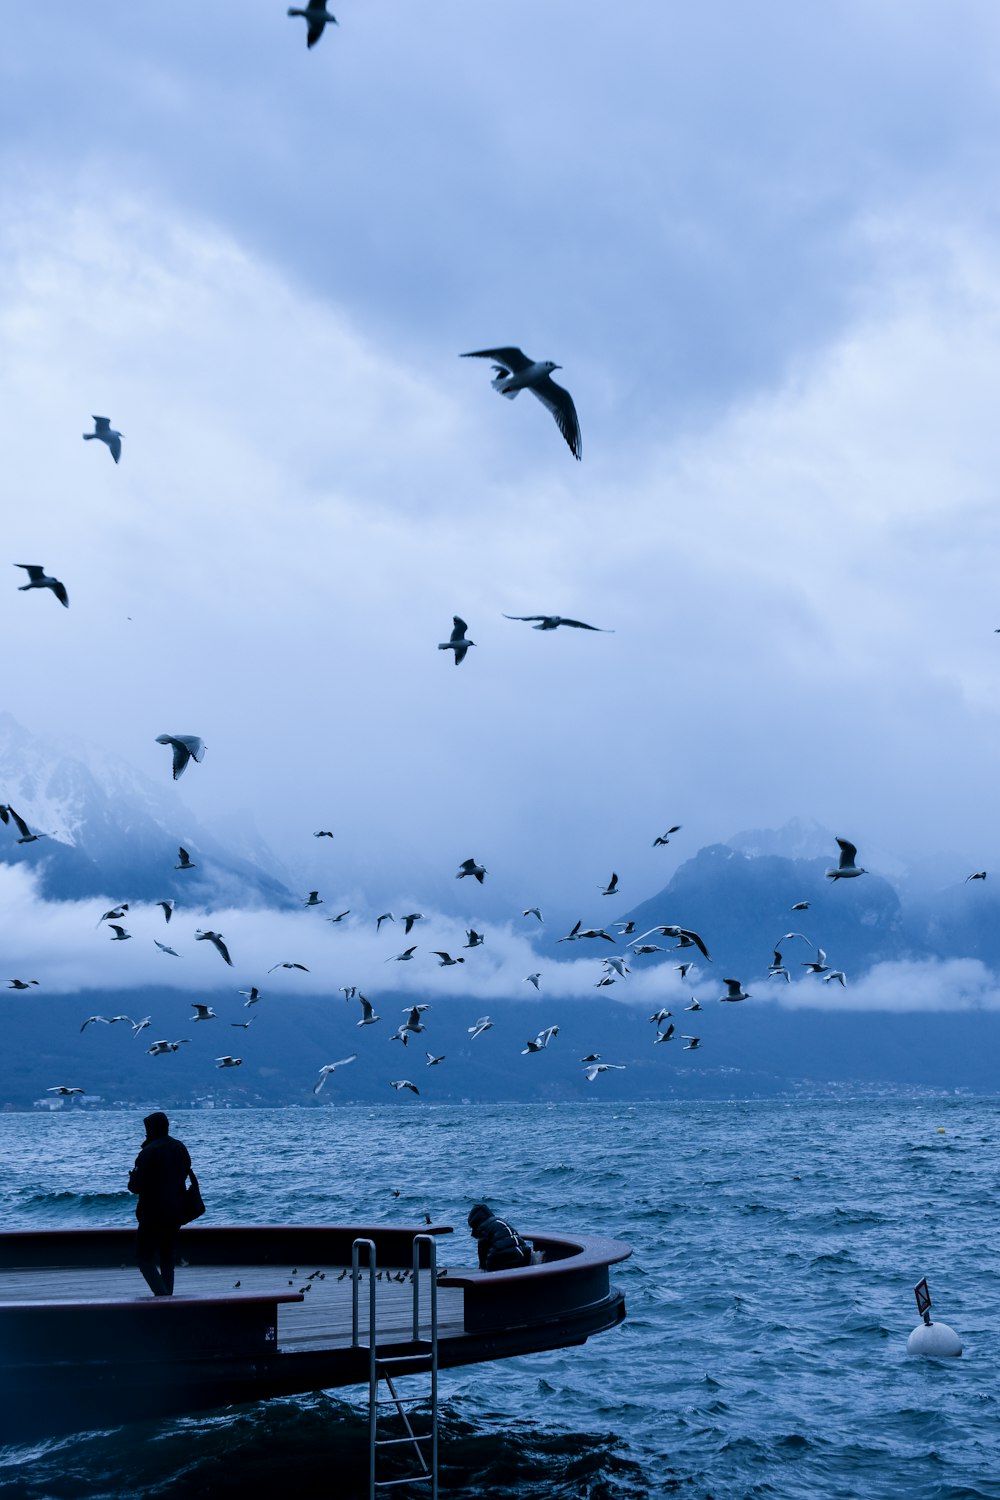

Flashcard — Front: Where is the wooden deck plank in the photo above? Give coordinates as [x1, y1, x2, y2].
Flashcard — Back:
[0, 1264, 465, 1351]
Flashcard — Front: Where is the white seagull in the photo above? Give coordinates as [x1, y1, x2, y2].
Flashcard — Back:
[468, 1016, 493, 1040]
[156, 734, 206, 780]
[156, 900, 175, 923]
[826, 837, 867, 880]
[313, 1055, 357, 1095]
[522, 907, 543, 922]
[600, 872, 619, 896]
[147, 1038, 190, 1055]
[461, 347, 582, 460]
[522, 1025, 559, 1054]
[389, 1080, 420, 1095]
[154, 940, 180, 957]
[503, 614, 611, 632]
[175, 847, 196, 870]
[216, 1056, 243, 1069]
[195, 929, 233, 966]
[48, 1085, 85, 1096]
[432, 951, 465, 967]
[456, 857, 486, 883]
[287, 3, 337, 47]
[357, 994, 380, 1026]
[464, 928, 485, 948]
[584, 1063, 625, 1082]
[523, 973, 541, 990]
[15, 564, 69, 608]
[190, 1003, 217, 1021]
[681, 1035, 701, 1050]
[439, 616, 475, 665]
[720, 978, 750, 1003]
[82, 415, 122, 463]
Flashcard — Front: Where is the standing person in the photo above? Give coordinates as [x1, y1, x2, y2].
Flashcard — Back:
[128, 1111, 194, 1297]
[467, 1202, 531, 1271]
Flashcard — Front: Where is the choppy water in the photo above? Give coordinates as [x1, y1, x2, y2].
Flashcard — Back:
[1, 1099, 999, 1499]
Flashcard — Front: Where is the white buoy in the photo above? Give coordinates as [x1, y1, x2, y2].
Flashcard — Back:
[907, 1276, 962, 1357]
[907, 1320, 962, 1358]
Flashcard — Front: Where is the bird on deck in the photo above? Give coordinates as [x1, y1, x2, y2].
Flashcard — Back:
[107, 924, 131, 942]
[386, 946, 418, 963]
[216, 1057, 243, 1069]
[154, 940, 180, 957]
[468, 1016, 493, 1040]
[600, 872, 619, 896]
[9, 979, 39, 990]
[439, 617, 475, 665]
[287, 3, 337, 47]
[313, 1056, 357, 1095]
[720, 978, 751, 1002]
[190, 1003, 217, 1022]
[268, 961, 310, 973]
[584, 1063, 625, 1081]
[461, 347, 582, 460]
[653, 826, 681, 847]
[48, 1086, 85, 1096]
[464, 928, 485, 948]
[304, 891, 323, 907]
[196, 930, 233, 966]
[175, 847, 196, 870]
[156, 900, 175, 923]
[357, 995, 380, 1026]
[523, 973, 542, 990]
[390, 1080, 420, 1095]
[82, 415, 122, 462]
[15, 564, 69, 607]
[826, 837, 867, 880]
[4, 806, 46, 844]
[156, 734, 206, 781]
[456, 857, 486, 883]
[503, 614, 610, 632]
[432, 951, 465, 967]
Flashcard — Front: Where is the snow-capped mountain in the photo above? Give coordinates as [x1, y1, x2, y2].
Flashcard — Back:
[0, 713, 293, 905]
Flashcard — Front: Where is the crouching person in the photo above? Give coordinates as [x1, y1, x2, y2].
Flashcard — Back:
[467, 1202, 531, 1271]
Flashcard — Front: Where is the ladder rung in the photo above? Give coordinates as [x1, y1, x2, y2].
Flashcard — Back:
[374, 1478, 433, 1490]
[375, 1434, 430, 1450]
[375, 1395, 430, 1408]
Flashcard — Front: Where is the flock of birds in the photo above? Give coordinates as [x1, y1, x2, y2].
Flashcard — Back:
[13, 11, 988, 1110]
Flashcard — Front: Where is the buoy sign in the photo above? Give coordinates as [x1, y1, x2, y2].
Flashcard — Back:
[914, 1278, 932, 1320]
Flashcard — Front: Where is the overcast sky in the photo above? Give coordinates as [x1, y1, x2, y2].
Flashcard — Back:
[5, 1, 1000, 932]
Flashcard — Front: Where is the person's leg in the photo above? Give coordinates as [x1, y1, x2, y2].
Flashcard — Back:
[136, 1222, 169, 1295]
[159, 1225, 179, 1295]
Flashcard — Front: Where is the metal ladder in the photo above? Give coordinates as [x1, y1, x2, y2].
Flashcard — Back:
[352, 1234, 439, 1499]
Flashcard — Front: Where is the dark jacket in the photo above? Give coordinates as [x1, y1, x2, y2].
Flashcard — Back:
[469, 1207, 530, 1272]
[129, 1134, 192, 1225]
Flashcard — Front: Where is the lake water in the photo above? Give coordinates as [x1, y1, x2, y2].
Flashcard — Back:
[1, 1098, 999, 1499]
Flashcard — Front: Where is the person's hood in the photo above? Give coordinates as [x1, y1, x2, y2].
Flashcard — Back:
[467, 1202, 491, 1230]
[143, 1111, 169, 1140]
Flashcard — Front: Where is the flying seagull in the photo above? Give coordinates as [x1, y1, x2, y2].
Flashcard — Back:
[48, 1085, 85, 1096]
[357, 994, 380, 1026]
[268, 960, 310, 973]
[791, 901, 811, 911]
[464, 928, 484, 948]
[967, 871, 987, 882]
[468, 1016, 493, 1040]
[503, 614, 611, 632]
[432, 951, 465, 967]
[240, 987, 262, 1007]
[401, 914, 424, 935]
[681, 1035, 701, 1050]
[522, 1025, 559, 1054]
[156, 734, 206, 780]
[195, 929, 233, 966]
[654, 1024, 676, 1044]
[287, 3, 337, 47]
[600, 872, 619, 896]
[175, 847, 196, 870]
[5, 806, 46, 844]
[634, 924, 711, 960]
[522, 907, 543, 922]
[15, 564, 68, 607]
[720, 978, 750, 1002]
[653, 826, 681, 847]
[154, 940, 180, 957]
[802, 949, 829, 976]
[156, 900, 175, 923]
[327, 910, 351, 924]
[190, 1003, 217, 1021]
[216, 1056, 243, 1068]
[304, 891, 323, 907]
[389, 1079, 420, 1095]
[376, 912, 395, 931]
[456, 857, 486, 883]
[82, 415, 122, 463]
[314, 830, 334, 838]
[146, 1038, 190, 1055]
[386, 946, 417, 962]
[826, 837, 867, 880]
[461, 347, 582, 459]
[9, 978, 39, 990]
[584, 1063, 625, 1082]
[439, 616, 475, 665]
[425, 1052, 445, 1066]
[402, 1004, 430, 1031]
[107, 924, 131, 942]
[523, 972, 541, 990]
[313, 1055, 357, 1095]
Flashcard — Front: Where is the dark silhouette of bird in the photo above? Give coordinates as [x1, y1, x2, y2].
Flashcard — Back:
[438, 616, 475, 665]
[503, 614, 610, 632]
[156, 734, 205, 780]
[82, 414, 122, 462]
[15, 564, 68, 607]
[287, 3, 337, 47]
[195, 929, 233, 966]
[462, 347, 582, 459]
